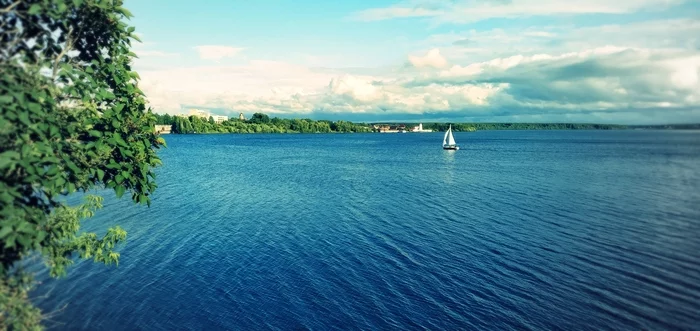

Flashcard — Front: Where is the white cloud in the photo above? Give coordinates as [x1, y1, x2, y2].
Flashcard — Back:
[194, 45, 245, 60]
[523, 31, 556, 37]
[139, 44, 700, 124]
[351, 0, 686, 23]
[408, 48, 448, 68]
[421, 18, 700, 65]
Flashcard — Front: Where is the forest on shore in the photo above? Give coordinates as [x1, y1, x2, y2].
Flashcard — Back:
[154, 113, 629, 134]
[155, 113, 627, 134]
[155, 113, 372, 133]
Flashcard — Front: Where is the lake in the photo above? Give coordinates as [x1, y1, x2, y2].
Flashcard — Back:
[34, 130, 700, 330]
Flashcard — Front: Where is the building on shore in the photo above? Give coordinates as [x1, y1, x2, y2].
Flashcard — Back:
[178, 109, 228, 123]
[411, 123, 432, 132]
[238, 113, 246, 121]
[212, 115, 228, 124]
[188, 109, 209, 119]
[373, 124, 400, 133]
[374, 124, 428, 133]
[154, 125, 172, 134]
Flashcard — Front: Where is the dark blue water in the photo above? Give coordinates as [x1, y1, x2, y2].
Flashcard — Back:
[34, 131, 700, 330]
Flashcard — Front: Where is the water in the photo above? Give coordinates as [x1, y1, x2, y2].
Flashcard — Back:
[33, 131, 700, 330]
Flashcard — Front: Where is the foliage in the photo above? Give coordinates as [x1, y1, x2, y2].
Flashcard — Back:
[0, 0, 162, 328]
[249, 112, 270, 124]
[156, 113, 373, 134]
[156, 112, 627, 135]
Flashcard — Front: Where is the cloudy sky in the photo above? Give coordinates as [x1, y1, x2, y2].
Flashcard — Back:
[126, 0, 700, 124]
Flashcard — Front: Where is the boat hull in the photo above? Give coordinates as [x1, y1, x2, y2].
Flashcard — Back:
[443, 145, 459, 150]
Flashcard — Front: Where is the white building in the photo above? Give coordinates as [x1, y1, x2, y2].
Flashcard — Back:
[186, 109, 228, 123]
[212, 115, 228, 124]
[411, 123, 432, 132]
[188, 109, 209, 119]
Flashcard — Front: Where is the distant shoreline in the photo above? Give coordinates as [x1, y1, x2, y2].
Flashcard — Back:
[152, 113, 699, 134]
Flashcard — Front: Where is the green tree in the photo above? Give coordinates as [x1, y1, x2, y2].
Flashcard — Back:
[0, 0, 163, 328]
[250, 112, 270, 124]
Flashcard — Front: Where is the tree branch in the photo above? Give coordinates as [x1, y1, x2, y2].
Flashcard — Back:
[0, 1, 21, 13]
[52, 27, 74, 80]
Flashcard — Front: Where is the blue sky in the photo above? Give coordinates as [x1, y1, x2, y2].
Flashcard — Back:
[126, 0, 700, 124]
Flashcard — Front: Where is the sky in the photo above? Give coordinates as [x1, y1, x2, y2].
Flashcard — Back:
[125, 0, 700, 124]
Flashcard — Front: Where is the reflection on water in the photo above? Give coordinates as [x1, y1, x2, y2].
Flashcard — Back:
[442, 149, 456, 163]
[441, 149, 457, 184]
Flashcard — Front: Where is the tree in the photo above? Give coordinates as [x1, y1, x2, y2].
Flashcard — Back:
[250, 112, 270, 124]
[0, 0, 163, 328]
[208, 116, 215, 125]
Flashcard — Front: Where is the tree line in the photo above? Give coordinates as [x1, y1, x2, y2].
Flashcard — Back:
[154, 112, 627, 134]
[154, 113, 373, 134]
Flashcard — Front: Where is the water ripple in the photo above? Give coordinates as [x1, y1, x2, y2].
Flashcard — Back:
[30, 131, 700, 330]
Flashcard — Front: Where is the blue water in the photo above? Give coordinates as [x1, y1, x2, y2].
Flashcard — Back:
[33, 131, 700, 330]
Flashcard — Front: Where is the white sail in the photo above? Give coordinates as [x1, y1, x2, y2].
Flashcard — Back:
[442, 127, 449, 146]
[447, 126, 456, 145]
[443, 125, 456, 146]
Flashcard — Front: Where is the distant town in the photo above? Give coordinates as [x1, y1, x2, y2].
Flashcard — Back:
[374, 123, 433, 133]
[153, 109, 442, 134]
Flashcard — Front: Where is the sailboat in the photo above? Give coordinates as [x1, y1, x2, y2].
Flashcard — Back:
[442, 125, 459, 150]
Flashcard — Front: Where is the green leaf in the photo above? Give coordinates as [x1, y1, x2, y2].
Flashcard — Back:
[16, 222, 32, 234]
[28, 4, 41, 14]
[17, 235, 31, 248]
[0, 151, 20, 160]
[115, 174, 124, 184]
[0, 226, 12, 239]
[36, 231, 47, 242]
[96, 168, 105, 181]
[55, 176, 66, 188]
[0, 95, 12, 103]
[46, 165, 59, 176]
[4, 236, 15, 249]
[64, 159, 81, 174]
[116, 6, 134, 18]
[18, 111, 31, 126]
[72, 0, 84, 6]
[114, 103, 125, 112]
[0, 157, 12, 170]
[89, 130, 103, 137]
[106, 161, 120, 169]
[115, 185, 125, 198]
[113, 133, 128, 147]
[101, 90, 115, 100]
[28, 102, 42, 114]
